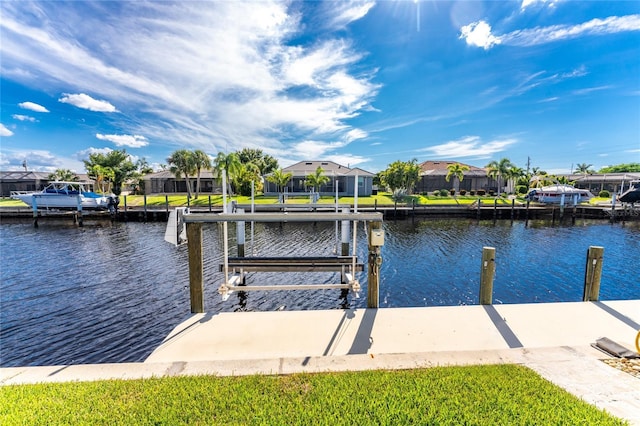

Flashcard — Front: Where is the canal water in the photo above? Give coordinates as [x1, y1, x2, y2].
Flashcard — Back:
[1, 218, 638, 367]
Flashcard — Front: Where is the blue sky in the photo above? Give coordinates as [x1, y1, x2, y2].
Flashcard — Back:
[1, 0, 639, 175]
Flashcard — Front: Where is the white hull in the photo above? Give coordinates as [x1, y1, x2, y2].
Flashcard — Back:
[12, 193, 109, 210]
[527, 184, 593, 204]
[11, 181, 112, 210]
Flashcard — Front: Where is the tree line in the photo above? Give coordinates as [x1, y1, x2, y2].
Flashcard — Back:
[46, 150, 639, 197]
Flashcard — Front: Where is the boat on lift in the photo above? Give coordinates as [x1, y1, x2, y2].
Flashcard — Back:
[619, 180, 640, 203]
[11, 181, 116, 210]
[525, 184, 594, 204]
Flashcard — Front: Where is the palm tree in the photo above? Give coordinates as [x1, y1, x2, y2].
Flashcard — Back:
[235, 162, 263, 196]
[505, 166, 524, 194]
[213, 152, 241, 195]
[575, 163, 593, 175]
[192, 150, 212, 199]
[167, 149, 196, 198]
[48, 168, 79, 182]
[445, 163, 469, 192]
[86, 164, 115, 193]
[266, 168, 293, 200]
[486, 158, 514, 194]
[304, 166, 330, 193]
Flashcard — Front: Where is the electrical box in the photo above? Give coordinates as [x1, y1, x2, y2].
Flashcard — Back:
[370, 228, 385, 246]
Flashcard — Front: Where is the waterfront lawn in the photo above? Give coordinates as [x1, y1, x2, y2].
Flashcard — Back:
[114, 192, 518, 208]
[0, 365, 626, 425]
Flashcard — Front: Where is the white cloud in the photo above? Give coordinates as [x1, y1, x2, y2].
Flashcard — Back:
[18, 101, 49, 113]
[421, 136, 517, 159]
[12, 114, 37, 122]
[572, 85, 613, 96]
[467, 15, 640, 50]
[59, 93, 117, 112]
[96, 133, 148, 148]
[0, 2, 376, 156]
[323, 1, 376, 30]
[521, 0, 559, 11]
[1, 123, 14, 136]
[0, 148, 83, 172]
[344, 128, 368, 142]
[459, 21, 501, 50]
[292, 140, 344, 159]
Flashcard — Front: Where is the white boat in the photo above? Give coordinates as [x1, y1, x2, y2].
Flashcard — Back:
[526, 184, 594, 204]
[11, 181, 115, 210]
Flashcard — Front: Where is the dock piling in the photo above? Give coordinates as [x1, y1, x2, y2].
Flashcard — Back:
[341, 207, 350, 256]
[367, 221, 383, 308]
[187, 222, 205, 313]
[583, 246, 604, 302]
[236, 208, 245, 257]
[479, 247, 496, 305]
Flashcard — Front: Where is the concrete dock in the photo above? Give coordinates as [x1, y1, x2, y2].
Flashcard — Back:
[2, 300, 640, 424]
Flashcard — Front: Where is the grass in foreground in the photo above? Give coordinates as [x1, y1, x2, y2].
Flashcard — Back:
[0, 365, 626, 425]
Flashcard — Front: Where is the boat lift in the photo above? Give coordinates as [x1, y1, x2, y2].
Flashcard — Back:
[166, 174, 384, 312]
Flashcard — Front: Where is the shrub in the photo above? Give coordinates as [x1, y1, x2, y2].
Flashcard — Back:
[449, 188, 456, 195]
[469, 190, 475, 196]
[599, 190, 610, 198]
[477, 189, 486, 196]
[439, 189, 449, 197]
[460, 189, 467, 196]
[516, 185, 529, 195]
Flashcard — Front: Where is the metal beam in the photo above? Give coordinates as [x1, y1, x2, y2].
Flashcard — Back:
[183, 211, 383, 223]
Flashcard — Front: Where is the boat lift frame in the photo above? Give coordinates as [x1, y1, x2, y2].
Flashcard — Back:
[181, 210, 384, 312]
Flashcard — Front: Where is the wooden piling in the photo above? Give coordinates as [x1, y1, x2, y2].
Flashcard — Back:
[165, 195, 169, 215]
[367, 221, 383, 308]
[479, 247, 496, 305]
[583, 246, 604, 302]
[32, 196, 38, 228]
[187, 222, 205, 313]
[143, 194, 148, 222]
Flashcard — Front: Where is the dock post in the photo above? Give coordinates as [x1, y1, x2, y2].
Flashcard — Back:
[341, 207, 350, 256]
[479, 247, 495, 305]
[143, 194, 148, 222]
[583, 246, 604, 302]
[367, 221, 383, 308]
[123, 196, 128, 222]
[236, 208, 245, 257]
[187, 222, 204, 313]
[165, 195, 169, 216]
[476, 198, 481, 220]
[510, 199, 515, 220]
[493, 198, 497, 220]
[32, 196, 38, 228]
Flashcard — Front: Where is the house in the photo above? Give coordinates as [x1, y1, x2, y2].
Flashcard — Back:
[143, 170, 222, 194]
[263, 161, 375, 197]
[414, 161, 498, 194]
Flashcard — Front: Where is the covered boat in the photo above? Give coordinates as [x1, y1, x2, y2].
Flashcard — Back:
[619, 180, 640, 203]
[526, 184, 594, 204]
[11, 181, 115, 210]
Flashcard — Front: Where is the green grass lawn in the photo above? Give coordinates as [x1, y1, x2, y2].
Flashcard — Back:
[0, 365, 626, 425]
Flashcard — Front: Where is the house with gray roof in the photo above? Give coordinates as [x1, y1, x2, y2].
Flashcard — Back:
[263, 161, 375, 197]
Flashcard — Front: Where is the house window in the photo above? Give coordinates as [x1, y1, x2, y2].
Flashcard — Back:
[358, 176, 364, 187]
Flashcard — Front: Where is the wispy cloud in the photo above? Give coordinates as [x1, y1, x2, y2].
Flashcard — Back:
[322, 1, 376, 30]
[0, 148, 79, 172]
[572, 85, 613, 96]
[59, 93, 117, 112]
[96, 133, 148, 148]
[461, 15, 640, 49]
[521, 0, 560, 11]
[0, 1, 377, 162]
[420, 136, 517, 159]
[11, 114, 37, 122]
[0, 123, 14, 136]
[18, 101, 49, 113]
